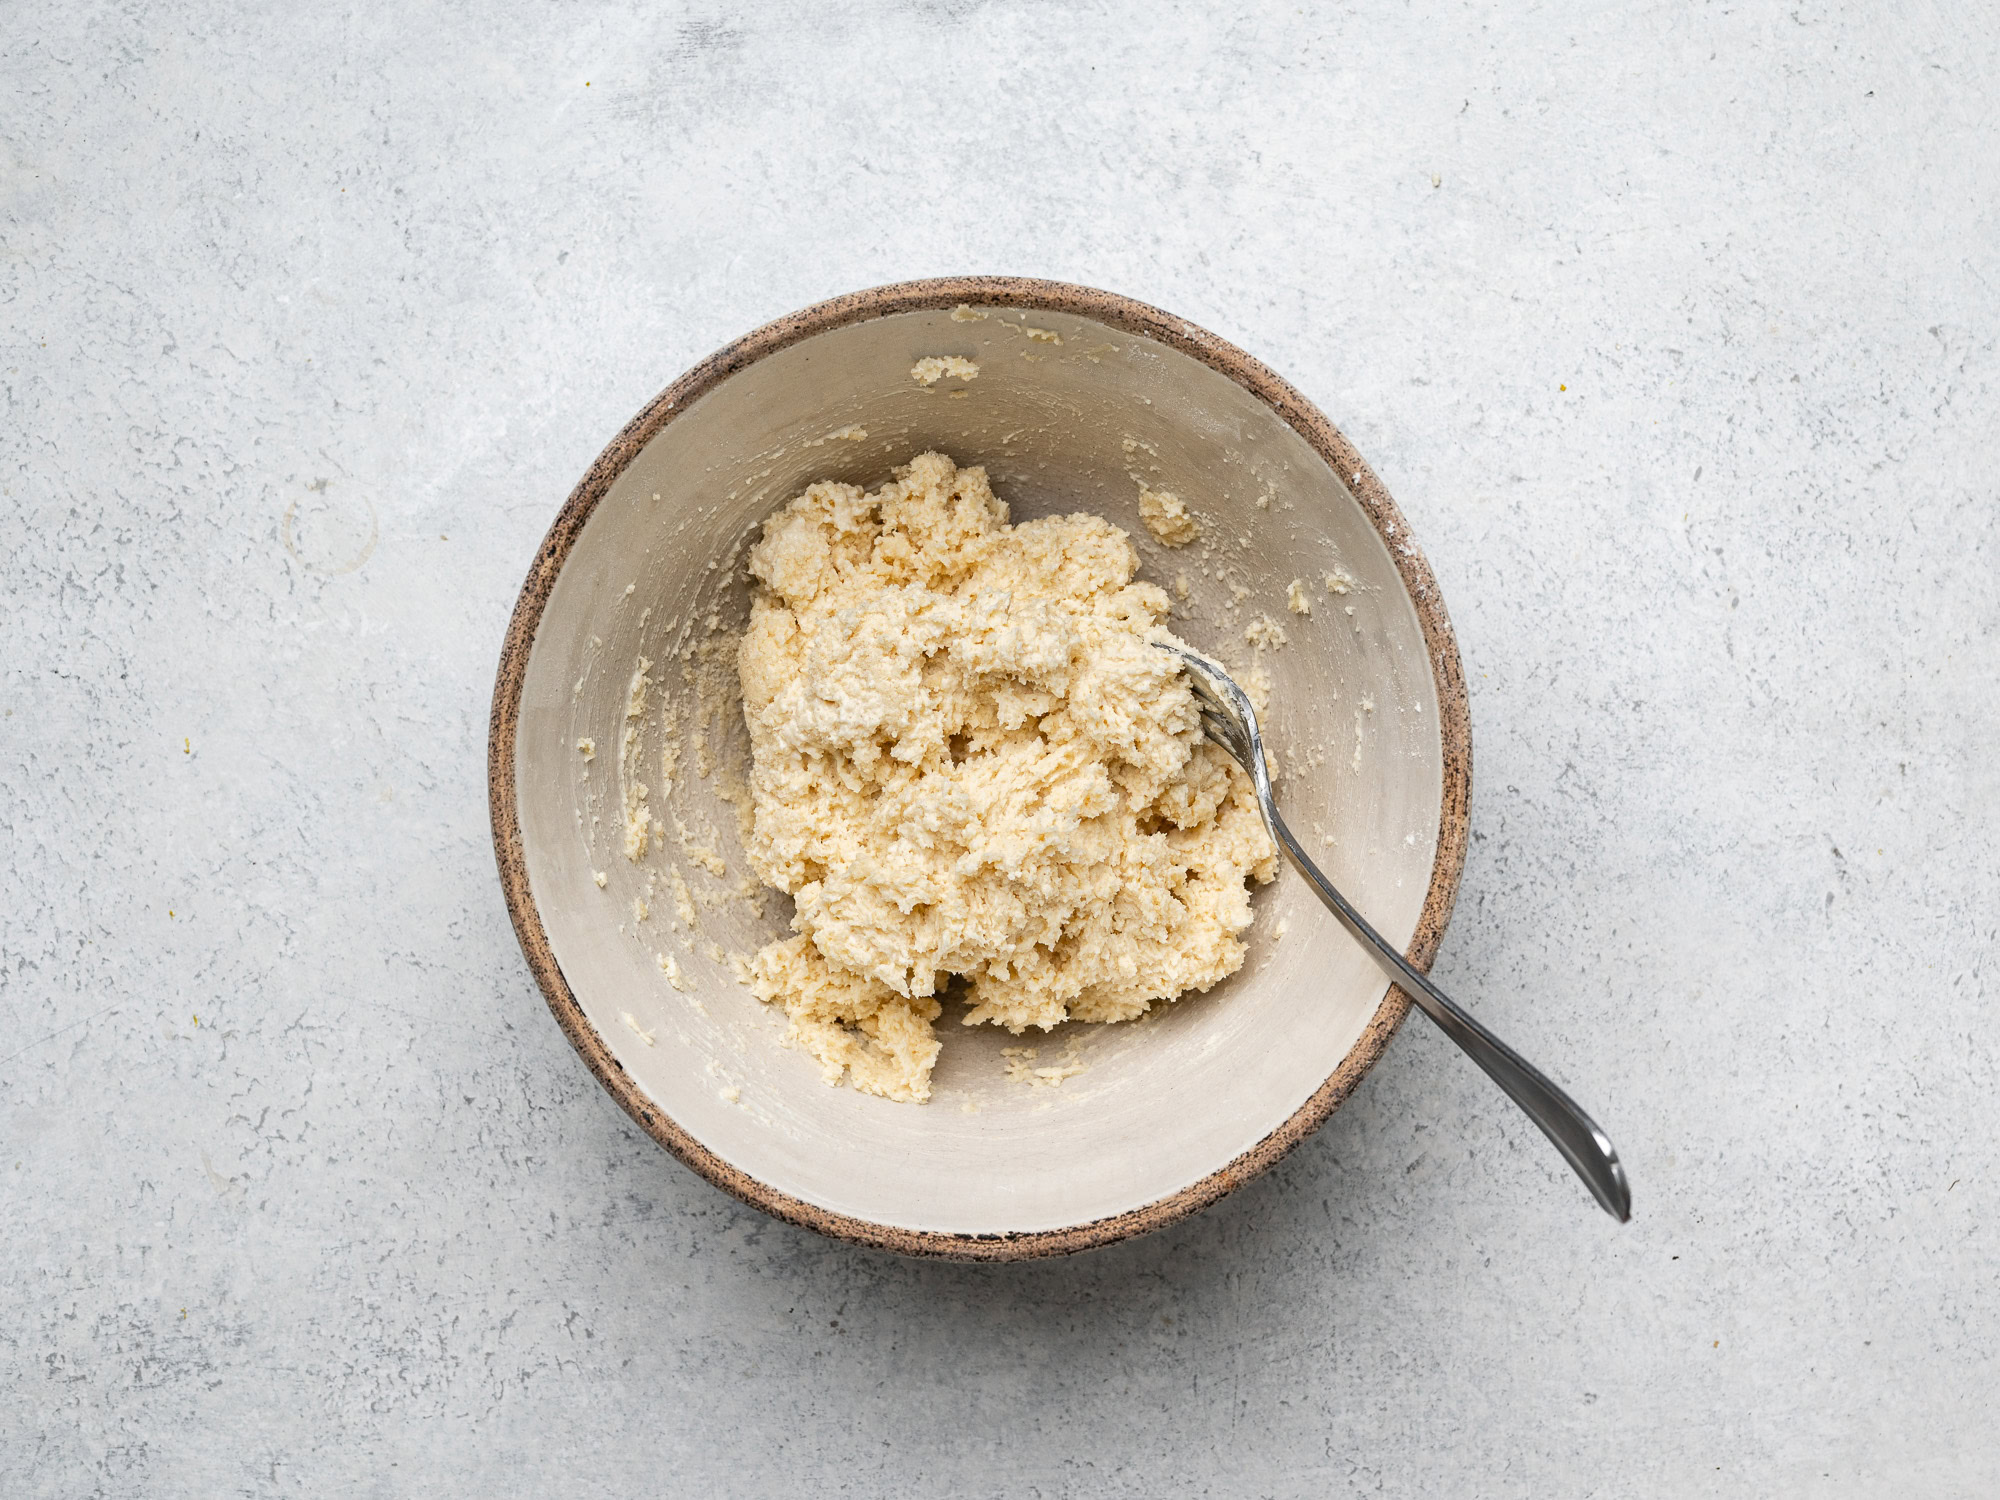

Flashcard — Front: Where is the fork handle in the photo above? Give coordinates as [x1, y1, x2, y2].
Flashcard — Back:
[1267, 811, 1632, 1222]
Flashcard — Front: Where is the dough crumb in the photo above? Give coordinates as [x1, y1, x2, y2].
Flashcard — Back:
[737, 452, 1274, 1103]
[1323, 571, 1355, 595]
[1138, 488, 1200, 547]
[949, 304, 989, 322]
[1285, 579, 1311, 616]
[577, 737, 596, 759]
[1240, 660, 1273, 714]
[620, 1011, 656, 1046]
[592, 870, 608, 888]
[911, 356, 980, 386]
[1023, 326, 1062, 344]
[656, 951, 689, 991]
[669, 866, 699, 929]
[1002, 1038, 1088, 1087]
[620, 659, 654, 861]
[1245, 614, 1288, 650]
[659, 739, 679, 800]
[719, 1085, 741, 1103]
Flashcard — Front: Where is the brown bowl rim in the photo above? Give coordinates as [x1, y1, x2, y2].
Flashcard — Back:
[488, 275, 1471, 1261]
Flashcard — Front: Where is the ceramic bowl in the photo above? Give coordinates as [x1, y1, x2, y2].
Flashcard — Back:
[489, 277, 1469, 1259]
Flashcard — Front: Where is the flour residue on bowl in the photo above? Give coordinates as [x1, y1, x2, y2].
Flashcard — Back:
[1002, 1032, 1090, 1089]
[618, 659, 655, 860]
[574, 522, 775, 1049]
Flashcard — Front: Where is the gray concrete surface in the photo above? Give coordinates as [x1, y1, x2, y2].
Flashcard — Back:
[5, 2, 1996, 1494]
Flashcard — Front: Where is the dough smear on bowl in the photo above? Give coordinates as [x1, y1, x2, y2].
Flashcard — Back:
[737, 452, 1275, 1103]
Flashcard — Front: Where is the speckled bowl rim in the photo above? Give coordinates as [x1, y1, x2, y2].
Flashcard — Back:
[489, 276, 1471, 1261]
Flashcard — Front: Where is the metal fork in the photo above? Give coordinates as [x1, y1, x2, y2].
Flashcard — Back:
[1158, 642, 1631, 1222]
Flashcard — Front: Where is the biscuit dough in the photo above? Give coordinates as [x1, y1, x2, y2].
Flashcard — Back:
[1138, 487, 1200, 546]
[737, 452, 1275, 1103]
[910, 356, 980, 386]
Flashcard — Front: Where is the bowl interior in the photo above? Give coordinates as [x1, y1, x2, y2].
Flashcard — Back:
[513, 301, 1446, 1238]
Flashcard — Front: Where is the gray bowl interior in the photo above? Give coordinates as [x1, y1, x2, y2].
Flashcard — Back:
[515, 305, 1443, 1237]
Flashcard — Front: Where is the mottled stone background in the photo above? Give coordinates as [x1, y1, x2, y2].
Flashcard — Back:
[4, 3, 1995, 1495]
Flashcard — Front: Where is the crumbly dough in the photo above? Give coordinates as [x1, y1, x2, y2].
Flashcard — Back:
[1138, 487, 1199, 546]
[1244, 614, 1288, 650]
[737, 453, 1275, 1103]
[910, 356, 979, 386]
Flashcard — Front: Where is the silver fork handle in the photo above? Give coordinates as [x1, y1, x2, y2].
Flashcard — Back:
[1267, 810, 1632, 1222]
